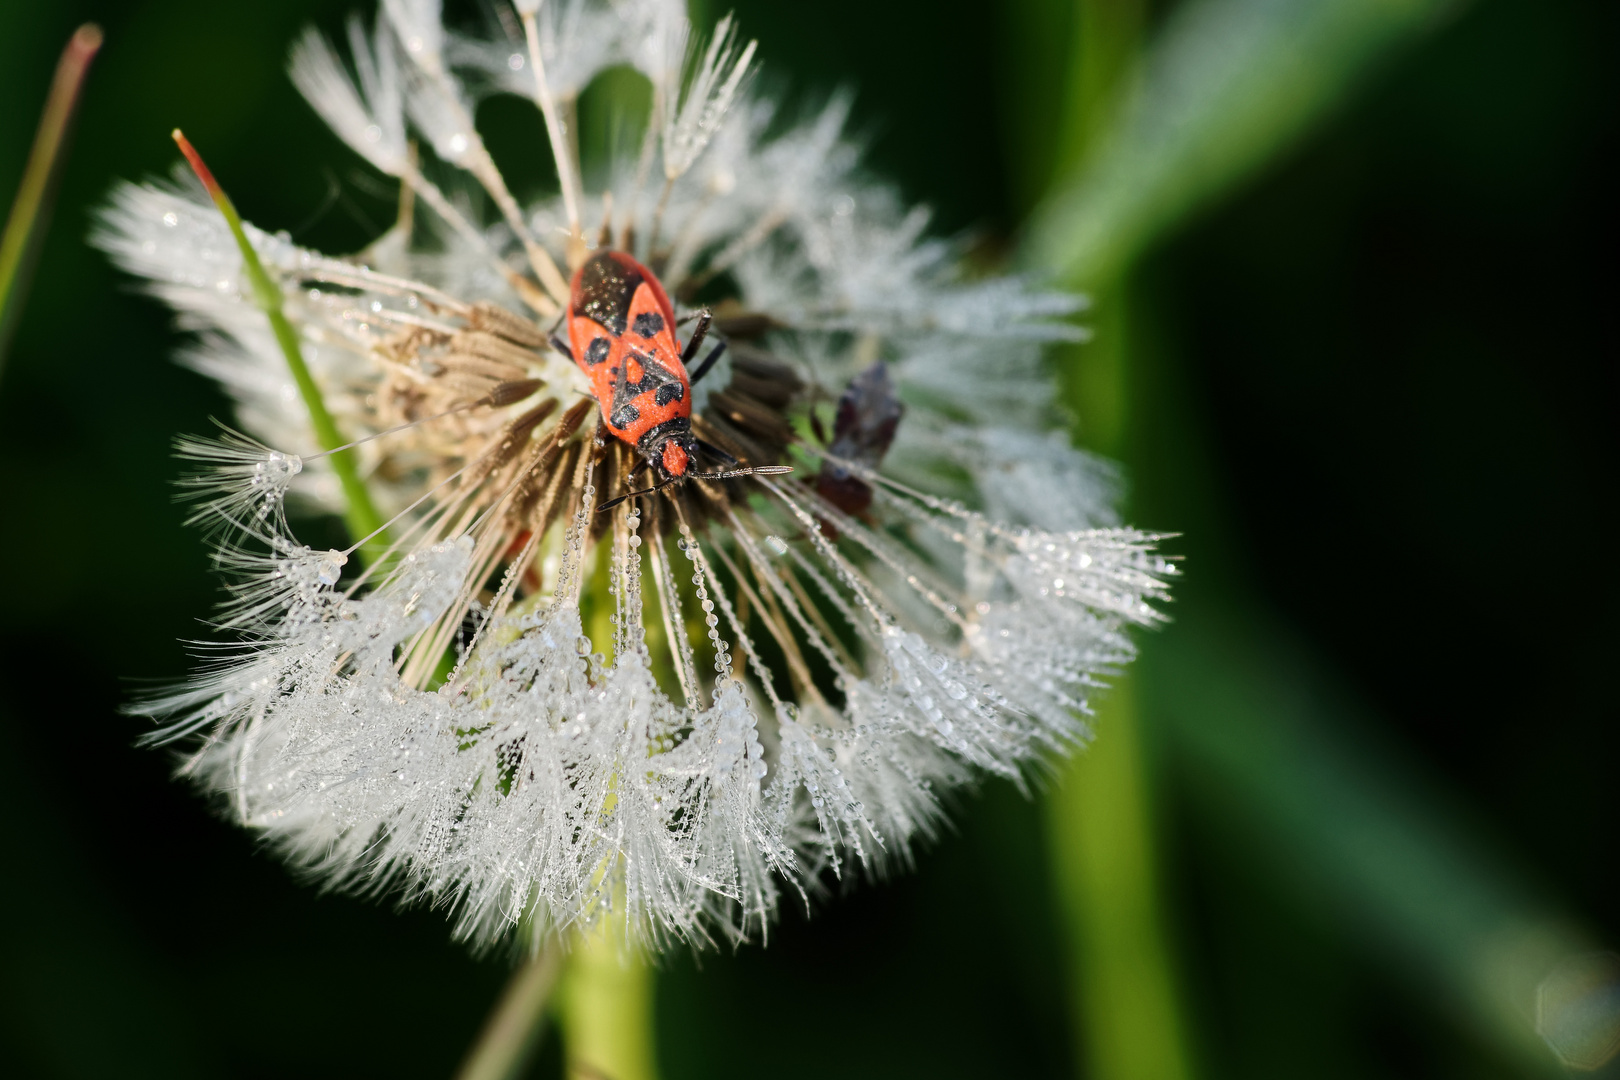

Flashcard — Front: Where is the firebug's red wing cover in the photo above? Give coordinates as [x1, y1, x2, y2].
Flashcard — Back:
[567, 252, 691, 444]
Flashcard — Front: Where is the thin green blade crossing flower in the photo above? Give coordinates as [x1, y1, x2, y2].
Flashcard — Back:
[171, 129, 390, 563]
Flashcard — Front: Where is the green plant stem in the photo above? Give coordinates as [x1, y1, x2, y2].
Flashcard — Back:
[171, 129, 389, 564]
[455, 942, 566, 1080]
[1020, 0, 1612, 1072]
[1046, 276, 1197, 1080]
[548, 589, 661, 1080]
[1048, 678, 1196, 1080]
[554, 919, 658, 1080]
[0, 24, 102, 377]
[1028, 2, 1199, 1077]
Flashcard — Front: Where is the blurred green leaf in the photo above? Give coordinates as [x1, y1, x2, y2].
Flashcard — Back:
[1024, 0, 1464, 286]
[1018, 0, 1614, 1074]
[1147, 604, 1589, 1075]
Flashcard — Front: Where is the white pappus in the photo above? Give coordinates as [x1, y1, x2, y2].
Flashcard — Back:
[93, 0, 1175, 951]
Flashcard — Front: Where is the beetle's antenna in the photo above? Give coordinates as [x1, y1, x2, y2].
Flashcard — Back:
[696, 465, 794, 482]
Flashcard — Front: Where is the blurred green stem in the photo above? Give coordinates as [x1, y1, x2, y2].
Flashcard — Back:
[1049, 678, 1196, 1080]
[519, 586, 660, 1080]
[456, 942, 565, 1080]
[554, 918, 659, 1080]
[1030, 0, 1488, 1071]
[1037, 2, 1199, 1078]
[1061, 0, 1146, 172]
[0, 24, 101, 378]
[172, 130, 390, 564]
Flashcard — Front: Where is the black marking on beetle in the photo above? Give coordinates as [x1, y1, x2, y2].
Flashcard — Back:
[610, 349, 679, 418]
[575, 252, 643, 335]
[584, 336, 611, 365]
[609, 351, 680, 427]
[655, 381, 685, 407]
[632, 311, 665, 338]
[611, 402, 641, 429]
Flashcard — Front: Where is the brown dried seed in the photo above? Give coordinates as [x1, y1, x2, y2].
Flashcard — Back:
[711, 389, 795, 449]
[509, 398, 563, 442]
[729, 348, 803, 407]
[712, 311, 780, 340]
[468, 300, 547, 347]
[440, 372, 502, 398]
[485, 379, 545, 407]
[692, 412, 769, 470]
[439, 353, 529, 382]
[449, 330, 544, 370]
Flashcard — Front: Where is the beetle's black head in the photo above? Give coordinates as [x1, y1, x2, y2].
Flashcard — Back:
[637, 418, 696, 481]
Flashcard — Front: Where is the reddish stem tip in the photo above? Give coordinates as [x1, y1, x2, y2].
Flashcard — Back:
[170, 129, 222, 200]
[70, 24, 104, 58]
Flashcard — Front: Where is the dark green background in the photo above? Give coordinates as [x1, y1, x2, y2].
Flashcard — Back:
[0, 1, 1613, 1077]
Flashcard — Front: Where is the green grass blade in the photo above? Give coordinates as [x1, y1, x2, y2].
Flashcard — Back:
[0, 24, 102, 378]
[172, 130, 390, 564]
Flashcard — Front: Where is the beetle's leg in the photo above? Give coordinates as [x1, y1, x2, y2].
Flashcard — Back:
[694, 438, 739, 466]
[687, 340, 727, 386]
[549, 334, 574, 361]
[680, 308, 713, 365]
[627, 456, 652, 479]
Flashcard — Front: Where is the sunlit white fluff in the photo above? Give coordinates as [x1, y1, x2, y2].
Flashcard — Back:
[94, 0, 1174, 951]
[290, 16, 409, 176]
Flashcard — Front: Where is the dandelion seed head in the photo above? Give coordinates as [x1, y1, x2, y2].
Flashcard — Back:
[97, 0, 1173, 952]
